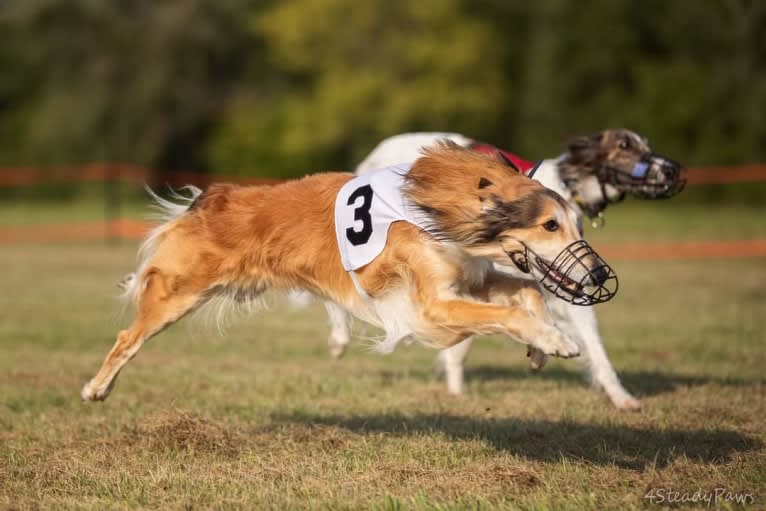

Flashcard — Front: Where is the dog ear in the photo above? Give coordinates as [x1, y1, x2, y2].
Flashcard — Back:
[568, 131, 604, 151]
[478, 177, 493, 189]
[567, 136, 592, 153]
[567, 133, 604, 164]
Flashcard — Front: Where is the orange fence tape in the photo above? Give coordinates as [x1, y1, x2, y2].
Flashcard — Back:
[684, 164, 766, 185]
[0, 219, 149, 243]
[597, 239, 766, 261]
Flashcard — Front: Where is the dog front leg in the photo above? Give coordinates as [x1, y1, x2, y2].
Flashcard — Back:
[414, 277, 580, 358]
[433, 277, 558, 394]
[481, 275, 570, 367]
[553, 302, 641, 410]
[482, 276, 552, 371]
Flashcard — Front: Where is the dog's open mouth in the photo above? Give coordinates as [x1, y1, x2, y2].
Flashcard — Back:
[533, 256, 586, 298]
[508, 240, 618, 305]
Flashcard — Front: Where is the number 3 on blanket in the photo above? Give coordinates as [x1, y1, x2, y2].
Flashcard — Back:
[345, 184, 374, 246]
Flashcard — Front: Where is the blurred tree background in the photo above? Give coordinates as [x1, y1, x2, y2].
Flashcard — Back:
[0, 0, 764, 179]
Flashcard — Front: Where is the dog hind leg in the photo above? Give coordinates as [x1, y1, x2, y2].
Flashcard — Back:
[81, 267, 210, 401]
[325, 301, 351, 359]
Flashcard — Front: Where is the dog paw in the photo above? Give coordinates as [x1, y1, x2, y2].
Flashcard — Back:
[80, 380, 111, 402]
[328, 332, 350, 359]
[328, 341, 347, 359]
[617, 396, 642, 411]
[608, 391, 642, 411]
[527, 346, 549, 371]
[533, 326, 580, 359]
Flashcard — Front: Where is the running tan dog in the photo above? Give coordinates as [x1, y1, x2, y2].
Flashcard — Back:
[82, 143, 616, 402]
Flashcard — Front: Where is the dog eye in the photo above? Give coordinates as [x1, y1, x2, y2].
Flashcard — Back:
[619, 139, 630, 150]
[543, 219, 559, 232]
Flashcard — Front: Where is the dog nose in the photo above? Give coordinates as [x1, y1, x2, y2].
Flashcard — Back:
[663, 161, 681, 181]
[590, 266, 610, 286]
[647, 156, 680, 183]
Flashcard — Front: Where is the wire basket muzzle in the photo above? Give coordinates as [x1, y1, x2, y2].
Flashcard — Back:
[604, 153, 686, 200]
[515, 240, 618, 305]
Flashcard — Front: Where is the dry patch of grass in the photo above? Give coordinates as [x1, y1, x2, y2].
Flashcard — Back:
[128, 410, 244, 456]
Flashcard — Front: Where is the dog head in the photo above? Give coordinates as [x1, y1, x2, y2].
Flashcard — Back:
[560, 129, 685, 219]
[404, 143, 617, 304]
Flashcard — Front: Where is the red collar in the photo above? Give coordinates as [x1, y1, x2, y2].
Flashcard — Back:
[468, 142, 536, 175]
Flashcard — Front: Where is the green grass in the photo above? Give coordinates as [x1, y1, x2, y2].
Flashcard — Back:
[583, 182, 766, 243]
[2, 182, 765, 243]
[585, 200, 766, 243]
[0, 184, 146, 226]
[0, 239, 764, 509]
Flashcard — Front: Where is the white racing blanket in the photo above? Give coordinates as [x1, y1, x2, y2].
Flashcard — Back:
[334, 163, 431, 272]
[334, 159, 560, 272]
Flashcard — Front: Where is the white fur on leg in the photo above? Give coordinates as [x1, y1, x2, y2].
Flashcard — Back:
[548, 299, 641, 410]
[325, 301, 351, 359]
[437, 338, 474, 395]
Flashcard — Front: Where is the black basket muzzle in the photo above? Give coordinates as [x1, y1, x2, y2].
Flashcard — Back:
[602, 153, 686, 200]
[508, 240, 618, 306]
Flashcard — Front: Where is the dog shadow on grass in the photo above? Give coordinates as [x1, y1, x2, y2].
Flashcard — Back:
[272, 411, 760, 470]
[461, 365, 763, 398]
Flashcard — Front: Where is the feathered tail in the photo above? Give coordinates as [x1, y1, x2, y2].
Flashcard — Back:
[118, 186, 203, 304]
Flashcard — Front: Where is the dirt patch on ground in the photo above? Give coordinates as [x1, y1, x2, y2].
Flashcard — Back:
[120, 410, 243, 456]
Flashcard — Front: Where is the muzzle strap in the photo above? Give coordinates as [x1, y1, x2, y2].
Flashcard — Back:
[631, 161, 650, 178]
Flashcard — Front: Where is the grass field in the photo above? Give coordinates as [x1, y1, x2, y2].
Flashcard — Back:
[1, 189, 765, 509]
[1, 182, 765, 242]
